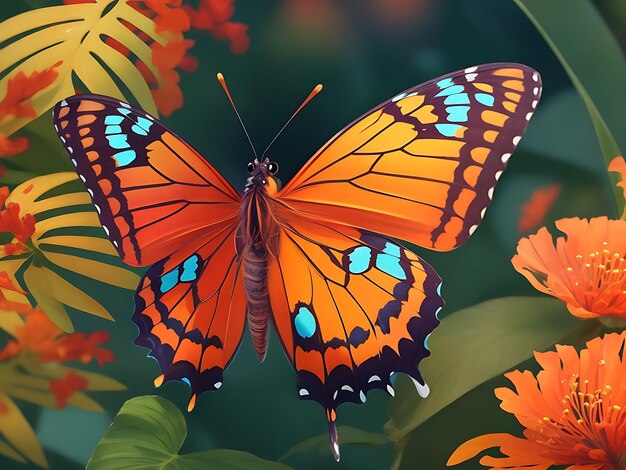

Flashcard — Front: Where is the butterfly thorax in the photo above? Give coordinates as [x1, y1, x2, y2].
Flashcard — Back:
[237, 168, 281, 362]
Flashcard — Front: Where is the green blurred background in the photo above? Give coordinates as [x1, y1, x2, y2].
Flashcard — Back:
[2, 0, 625, 468]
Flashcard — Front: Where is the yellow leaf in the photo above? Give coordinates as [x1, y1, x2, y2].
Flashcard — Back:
[0, 312, 24, 335]
[23, 265, 115, 332]
[46, 252, 139, 289]
[0, 392, 47, 468]
[0, 440, 26, 465]
[37, 235, 118, 256]
[34, 212, 103, 235]
[8, 173, 78, 209]
[0, 0, 167, 135]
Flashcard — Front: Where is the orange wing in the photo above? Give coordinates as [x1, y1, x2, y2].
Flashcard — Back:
[276, 63, 542, 251]
[133, 219, 246, 410]
[267, 209, 443, 459]
[53, 94, 241, 266]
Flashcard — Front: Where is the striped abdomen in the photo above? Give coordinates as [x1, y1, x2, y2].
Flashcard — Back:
[242, 245, 271, 361]
[238, 188, 279, 362]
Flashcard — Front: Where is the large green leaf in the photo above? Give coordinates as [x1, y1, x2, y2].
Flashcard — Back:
[279, 426, 390, 462]
[87, 396, 292, 470]
[385, 297, 578, 442]
[514, 0, 626, 214]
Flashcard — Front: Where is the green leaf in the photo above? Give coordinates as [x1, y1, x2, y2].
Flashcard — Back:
[514, 0, 626, 214]
[385, 297, 578, 442]
[87, 396, 293, 470]
[279, 426, 390, 462]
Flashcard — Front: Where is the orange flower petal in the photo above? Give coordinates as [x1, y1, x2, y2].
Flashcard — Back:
[608, 155, 626, 202]
[518, 183, 560, 234]
[0, 62, 62, 119]
[449, 332, 626, 469]
[513, 217, 626, 319]
[0, 134, 29, 157]
[49, 371, 88, 408]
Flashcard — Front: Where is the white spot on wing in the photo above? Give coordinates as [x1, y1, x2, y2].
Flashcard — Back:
[341, 385, 353, 392]
[501, 153, 511, 163]
[79, 174, 86, 183]
[532, 100, 538, 108]
[495, 170, 503, 181]
[512, 136, 521, 145]
[299, 388, 309, 397]
[488, 187, 495, 199]
[480, 207, 487, 218]
[469, 224, 478, 235]
[60, 99, 68, 107]
[368, 375, 381, 383]
[119, 102, 130, 108]
[359, 391, 366, 402]
[103, 225, 110, 236]
[533, 87, 539, 95]
[532, 72, 539, 82]
[386, 384, 395, 397]
[391, 92, 407, 102]
[526, 112, 533, 120]
[465, 66, 477, 73]
[214, 381, 222, 389]
[465, 73, 477, 82]
[410, 377, 430, 398]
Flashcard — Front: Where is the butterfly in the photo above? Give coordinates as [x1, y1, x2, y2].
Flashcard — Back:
[53, 63, 541, 461]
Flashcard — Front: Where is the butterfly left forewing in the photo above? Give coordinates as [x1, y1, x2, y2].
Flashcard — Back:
[53, 94, 241, 266]
[277, 63, 541, 251]
[267, 210, 443, 458]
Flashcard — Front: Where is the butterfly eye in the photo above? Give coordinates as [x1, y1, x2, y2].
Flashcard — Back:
[268, 162, 279, 175]
[247, 162, 255, 173]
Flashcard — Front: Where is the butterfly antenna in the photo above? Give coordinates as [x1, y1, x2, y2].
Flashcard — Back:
[217, 72, 259, 161]
[262, 83, 323, 158]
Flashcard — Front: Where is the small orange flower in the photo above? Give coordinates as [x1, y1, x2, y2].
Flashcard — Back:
[518, 183, 561, 234]
[49, 371, 88, 408]
[0, 192, 37, 256]
[512, 217, 626, 319]
[0, 61, 62, 119]
[0, 308, 114, 366]
[608, 156, 626, 202]
[185, 0, 250, 54]
[0, 133, 29, 157]
[448, 331, 626, 469]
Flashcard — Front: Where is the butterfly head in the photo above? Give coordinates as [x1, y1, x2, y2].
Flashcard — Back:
[245, 158, 281, 194]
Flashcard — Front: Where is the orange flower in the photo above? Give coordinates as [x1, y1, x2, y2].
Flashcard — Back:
[0, 191, 36, 256]
[0, 61, 62, 119]
[0, 134, 29, 157]
[518, 183, 561, 234]
[512, 217, 626, 319]
[185, 0, 250, 54]
[0, 308, 114, 366]
[608, 156, 626, 202]
[49, 371, 88, 408]
[448, 331, 626, 469]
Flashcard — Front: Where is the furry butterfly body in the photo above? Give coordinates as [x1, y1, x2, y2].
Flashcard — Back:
[53, 63, 541, 460]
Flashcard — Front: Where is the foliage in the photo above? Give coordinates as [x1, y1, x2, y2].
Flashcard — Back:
[0, 173, 140, 332]
[87, 395, 291, 470]
[0, 298, 124, 468]
[514, 0, 626, 213]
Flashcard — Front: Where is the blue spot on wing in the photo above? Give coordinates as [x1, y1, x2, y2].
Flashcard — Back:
[347, 246, 372, 274]
[160, 270, 178, 293]
[382, 242, 401, 257]
[436, 124, 463, 137]
[131, 125, 148, 136]
[107, 134, 129, 149]
[136, 116, 153, 131]
[444, 93, 469, 105]
[117, 107, 132, 116]
[446, 106, 470, 122]
[180, 255, 199, 282]
[436, 78, 454, 89]
[435, 85, 464, 97]
[376, 254, 406, 280]
[181, 377, 191, 386]
[113, 150, 136, 166]
[105, 125, 122, 135]
[104, 115, 124, 125]
[475, 93, 495, 106]
[294, 306, 316, 338]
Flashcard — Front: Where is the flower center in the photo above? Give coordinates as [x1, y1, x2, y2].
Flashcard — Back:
[566, 242, 626, 311]
[537, 373, 625, 465]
